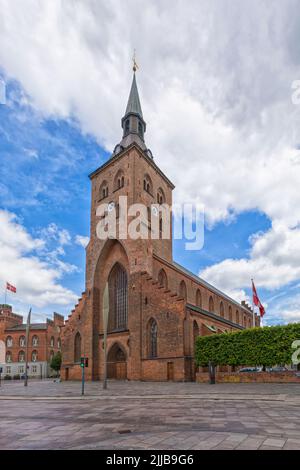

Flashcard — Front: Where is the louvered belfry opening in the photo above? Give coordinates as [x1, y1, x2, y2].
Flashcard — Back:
[108, 263, 128, 331]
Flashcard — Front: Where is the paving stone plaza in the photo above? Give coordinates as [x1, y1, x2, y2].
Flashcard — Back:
[0, 380, 300, 450]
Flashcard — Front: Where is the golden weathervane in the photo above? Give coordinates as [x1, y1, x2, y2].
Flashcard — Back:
[132, 49, 139, 72]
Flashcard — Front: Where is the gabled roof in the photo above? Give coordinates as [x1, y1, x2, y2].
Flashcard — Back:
[5, 323, 47, 332]
[187, 303, 244, 330]
[152, 254, 255, 317]
[172, 260, 253, 315]
[89, 142, 175, 189]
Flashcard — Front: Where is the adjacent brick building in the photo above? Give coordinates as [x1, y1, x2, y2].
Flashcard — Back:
[0, 304, 63, 378]
[61, 71, 260, 382]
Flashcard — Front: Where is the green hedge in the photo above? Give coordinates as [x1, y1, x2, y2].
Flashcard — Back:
[195, 323, 300, 367]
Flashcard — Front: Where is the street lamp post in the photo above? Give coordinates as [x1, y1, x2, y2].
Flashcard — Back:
[103, 283, 109, 390]
[24, 308, 31, 387]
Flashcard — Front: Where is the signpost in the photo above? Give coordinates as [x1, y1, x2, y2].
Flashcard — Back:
[24, 308, 31, 387]
[80, 356, 85, 396]
[209, 361, 216, 385]
[103, 283, 109, 390]
[80, 356, 88, 395]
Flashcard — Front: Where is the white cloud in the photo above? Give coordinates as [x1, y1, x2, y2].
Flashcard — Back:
[0, 0, 299, 226]
[269, 292, 300, 324]
[39, 223, 71, 245]
[0, 210, 77, 310]
[1, 0, 300, 321]
[200, 223, 300, 294]
[75, 235, 89, 248]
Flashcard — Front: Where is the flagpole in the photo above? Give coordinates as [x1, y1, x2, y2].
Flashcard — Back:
[103, 283, 109, 390]
[24, 308, 32, 387]
[251, 278, 256, 328]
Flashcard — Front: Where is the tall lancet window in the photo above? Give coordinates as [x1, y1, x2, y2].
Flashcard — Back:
[108, 263, 128, 331]
[148, 318, 158, 358]
[74, 332, 81, 363]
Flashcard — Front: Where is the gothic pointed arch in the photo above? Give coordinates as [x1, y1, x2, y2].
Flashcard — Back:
[74, 332, 81, 363]
[196, 289, 202, 308]
[108, 262, 128, 332]
[147, 318, 158, 358]
[93, 238, 129, 289]
[107, 342, 127, 379]
[143, 173, 153, 194]
[158, 268, 168, 289]
[220, 301, 225, 318]
[107, 342, 127, 362]
[179, 280, 187, 301]
[157, 187, 165, 205]
[92, 240, 129, 379]
[193, 320, 200, 345]
[114, 169, 125, 191]
[209, 296, 214, 313]
[99, 180, 109, 200]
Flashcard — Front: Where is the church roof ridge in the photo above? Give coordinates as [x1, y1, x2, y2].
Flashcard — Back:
[89, 142, 175, 189]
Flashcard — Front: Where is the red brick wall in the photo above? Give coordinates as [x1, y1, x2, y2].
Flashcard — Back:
[153, 257, 256, 329]
[61, 144, 258, 382]
[2, 312, 63, 364]
[196, 371, 300, 383]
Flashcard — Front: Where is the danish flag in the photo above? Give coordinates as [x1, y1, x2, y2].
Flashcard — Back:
[6, 282, 16, 293]
[252, 280, 265, 317]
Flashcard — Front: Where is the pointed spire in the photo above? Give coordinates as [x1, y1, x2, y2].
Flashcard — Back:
[125, 73, 143, 119]
[113, 56, 153, 159]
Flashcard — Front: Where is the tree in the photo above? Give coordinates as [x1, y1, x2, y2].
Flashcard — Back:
[50, 352, 62, 374]
[195, 323, 300, 368]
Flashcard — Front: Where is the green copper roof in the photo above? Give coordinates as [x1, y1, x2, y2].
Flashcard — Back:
[125, 73, 143, 118]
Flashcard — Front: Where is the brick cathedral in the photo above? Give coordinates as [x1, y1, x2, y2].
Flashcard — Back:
[61, 70, 259, 382]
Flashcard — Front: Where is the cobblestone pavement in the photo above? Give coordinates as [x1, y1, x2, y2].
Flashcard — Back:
[0, 380, 300, 450]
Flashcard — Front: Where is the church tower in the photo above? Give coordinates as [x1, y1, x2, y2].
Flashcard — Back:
[85, 68, 175, 291]
[69, 67, 175, 380]
[61, 63, 256, 383]
[120, 72, 147, 151]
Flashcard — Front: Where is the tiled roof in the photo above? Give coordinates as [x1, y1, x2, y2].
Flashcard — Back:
[5, 323, 47, 331]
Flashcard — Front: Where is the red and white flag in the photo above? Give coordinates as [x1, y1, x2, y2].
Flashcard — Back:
[6, 282, 16, 293]
[252, 280, 265, 317]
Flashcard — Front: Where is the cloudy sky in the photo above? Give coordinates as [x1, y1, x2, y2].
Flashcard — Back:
[1, 0, 300, 324]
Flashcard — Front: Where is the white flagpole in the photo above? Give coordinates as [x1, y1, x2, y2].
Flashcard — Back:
[251, 278, 256, 328]
[24, 308, 32, 387]
[103, 283, 109, 390]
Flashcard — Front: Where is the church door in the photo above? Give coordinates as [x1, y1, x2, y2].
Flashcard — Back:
[107, 343, 127, 380]
[167, 362, 174, 381]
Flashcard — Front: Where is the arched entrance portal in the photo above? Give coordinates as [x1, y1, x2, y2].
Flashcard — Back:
[107, 343, 127, 380]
